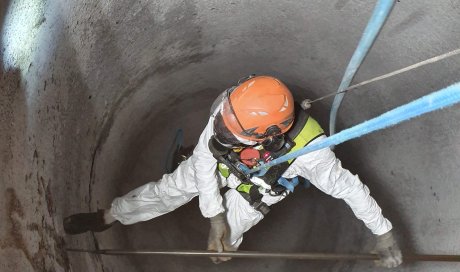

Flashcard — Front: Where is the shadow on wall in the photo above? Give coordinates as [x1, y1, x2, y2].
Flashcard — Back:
[290, 80, 415, 257]
[336, 143, 415, 257]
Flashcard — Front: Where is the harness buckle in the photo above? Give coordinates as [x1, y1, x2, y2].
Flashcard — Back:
[252, 201, 270, 216]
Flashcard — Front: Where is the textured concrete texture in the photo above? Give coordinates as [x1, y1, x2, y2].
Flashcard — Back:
[1, 0, 460, 271]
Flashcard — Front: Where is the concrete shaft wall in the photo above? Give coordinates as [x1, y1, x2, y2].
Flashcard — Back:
[1, 0, 459, 271]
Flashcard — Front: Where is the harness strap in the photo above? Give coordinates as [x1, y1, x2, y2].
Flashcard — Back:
[236, 183, 270, 215]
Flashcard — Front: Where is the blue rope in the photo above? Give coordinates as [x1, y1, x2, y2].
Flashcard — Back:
[329, 0, 396, 137]
[247, 82, 460, 174]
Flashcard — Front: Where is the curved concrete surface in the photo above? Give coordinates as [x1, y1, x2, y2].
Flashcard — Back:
[1, 0, 459, 271]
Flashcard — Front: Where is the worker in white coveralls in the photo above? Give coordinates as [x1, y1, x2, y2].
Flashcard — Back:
[64, 75, 402, 267]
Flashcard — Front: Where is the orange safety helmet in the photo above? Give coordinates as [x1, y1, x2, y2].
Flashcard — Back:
[221, 75, 295, 142]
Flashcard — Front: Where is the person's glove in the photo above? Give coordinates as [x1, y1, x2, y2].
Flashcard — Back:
[207, 213, 234, 264]
[374, 231, 403, 268]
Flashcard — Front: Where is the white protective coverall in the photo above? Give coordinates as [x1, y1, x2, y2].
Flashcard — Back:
[110, 103, 392, 248]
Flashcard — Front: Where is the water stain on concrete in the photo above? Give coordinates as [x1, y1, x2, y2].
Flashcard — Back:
[388, 9, 426, 36]
[334, 0, 351, 11]
[2, 187, 70, 271]
[2, 188, 36, 268]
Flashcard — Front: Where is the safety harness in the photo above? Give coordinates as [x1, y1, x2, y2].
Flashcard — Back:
[209, 103, 324, 215]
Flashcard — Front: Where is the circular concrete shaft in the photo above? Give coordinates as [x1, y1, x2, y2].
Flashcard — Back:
[1, 0, 460, 271]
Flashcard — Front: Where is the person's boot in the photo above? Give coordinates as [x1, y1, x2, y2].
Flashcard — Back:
[63, 209, 115, 235]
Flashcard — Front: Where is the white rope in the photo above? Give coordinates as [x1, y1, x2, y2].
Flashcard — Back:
[309, 48, 460, 104]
